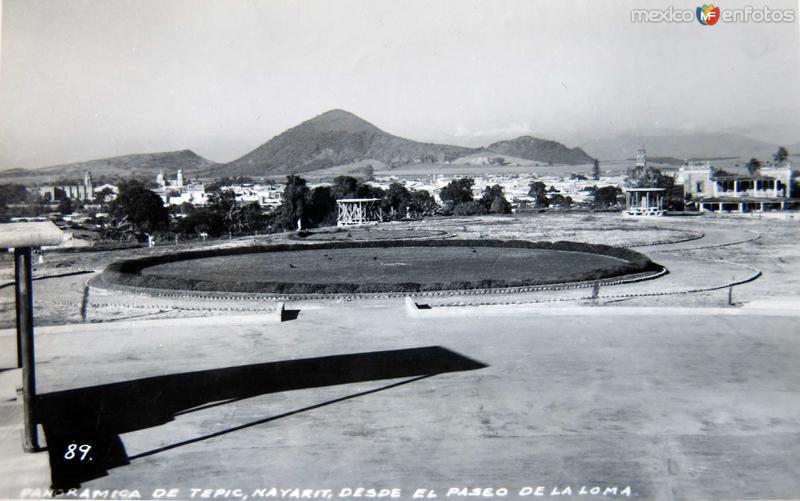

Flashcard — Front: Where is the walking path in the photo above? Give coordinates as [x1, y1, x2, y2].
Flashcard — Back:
[419, 225, 764, 308]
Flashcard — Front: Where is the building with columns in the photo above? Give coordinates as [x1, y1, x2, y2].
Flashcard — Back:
[37, 171, 94, 202]
[676, 163, 796, 212]
[623, 187, 666, 217]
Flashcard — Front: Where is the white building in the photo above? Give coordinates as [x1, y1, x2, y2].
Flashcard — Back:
[167, 185, 209, 206]
[221, 184, 283, 209]
[37, 171, 95, 202]
[676, 163, 795, 212]
[155, 170, 212, 206]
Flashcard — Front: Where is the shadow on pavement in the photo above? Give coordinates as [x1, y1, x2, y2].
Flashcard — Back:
[37, 346, 487, 489]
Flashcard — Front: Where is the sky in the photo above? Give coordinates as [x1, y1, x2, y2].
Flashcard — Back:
[1, 0, 799, 169]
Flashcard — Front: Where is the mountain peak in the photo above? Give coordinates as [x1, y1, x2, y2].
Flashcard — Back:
[487, 136, 594, 164]
[305, 109, 380, 133]
[221, 110, 594, 176]
[316, 109, 360, 119]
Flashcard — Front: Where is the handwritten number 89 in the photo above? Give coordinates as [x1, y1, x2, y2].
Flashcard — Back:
[64, 443, 92, 460]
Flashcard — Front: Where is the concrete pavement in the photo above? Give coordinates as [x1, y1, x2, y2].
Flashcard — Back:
[1, 303, 798, 500]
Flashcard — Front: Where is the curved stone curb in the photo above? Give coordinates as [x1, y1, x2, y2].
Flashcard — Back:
[0, 269, 95, 289]
[424, 257, 761, 309]
[645, 229, 761, 253]
[88, 302, 282, 313]
[86, 265, 667, 306]
[287, 229, 452, 242]
[624, 230, 705, 249]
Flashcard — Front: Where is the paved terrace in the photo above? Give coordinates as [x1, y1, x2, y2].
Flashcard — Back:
[1, 304, 799, 500]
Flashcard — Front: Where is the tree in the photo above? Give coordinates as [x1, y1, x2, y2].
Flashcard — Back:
[94, 187, 115, 204]
[0, 184, 30, 217]
[407, 189, 438, 218]
[527, 181, 549, 208]
[622, 166, 686, 210]
[549, 194, 573, 208]
[57, 198, 74, 215]
[593, 185, 623, 209]
[746, 158, 761, 175]
[206, 190, 237, 235]
[773, 147, 789, 165]
[331, 175, 383, 200]
[182, 191, 267, 237]
[479, 185, 512, 214]
[175, 206, 214, 237]
[0, 184, 30, 206]
[452, 200, 484, 216]
[109, 180, 169, 233]
[273, 175, 311, 231]
[381, 183, 412, 219]
[490, 195, 512, 214]
[592, 159, 600, 181]
[235, 202, 266, 235]
[440, 178, 475, 207]
[307, 186, 337, 227]
[331, 176, 361, 200]
[624, 165, 674, 188]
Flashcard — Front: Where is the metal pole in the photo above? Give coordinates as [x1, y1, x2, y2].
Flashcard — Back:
[14, 251, 23, 368]
[15, 247, 38, 451]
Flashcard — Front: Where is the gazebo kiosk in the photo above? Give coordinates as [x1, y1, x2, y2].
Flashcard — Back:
[336, 198, 383, 227]
[0, 222, 64, 451]
[623, 187, 667, 217]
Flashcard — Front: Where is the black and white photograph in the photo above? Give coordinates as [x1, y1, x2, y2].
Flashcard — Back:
[1, 1, 799, 499]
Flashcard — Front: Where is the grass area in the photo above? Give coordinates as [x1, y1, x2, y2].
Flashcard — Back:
[419, 213, 703, 247]
[100, 239, 656, 294]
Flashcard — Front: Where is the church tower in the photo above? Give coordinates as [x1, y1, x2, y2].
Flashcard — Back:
[83, 171, 94, 200]
[635, 148, 647, 168]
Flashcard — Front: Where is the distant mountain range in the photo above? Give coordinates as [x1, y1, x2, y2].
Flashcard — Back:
[577, 133, 799, 162]
[0, 150, 215, 181]
[216, 109, 595, 176]
[485, 136, 594, 166]
[3, 110, 797, 181]
[2, 110, 595, 181]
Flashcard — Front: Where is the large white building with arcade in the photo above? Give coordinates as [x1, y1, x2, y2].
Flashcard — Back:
[676, 163, 795, 213]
